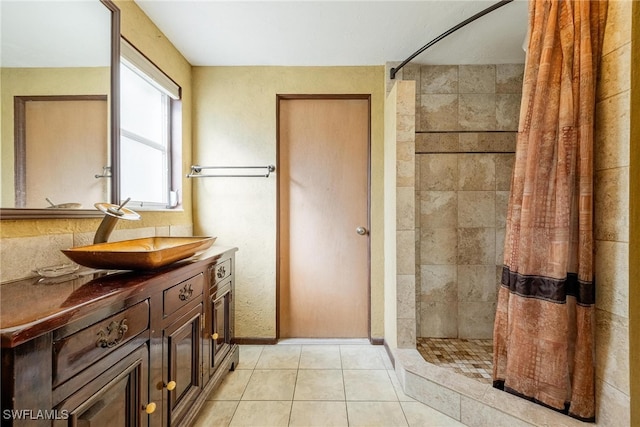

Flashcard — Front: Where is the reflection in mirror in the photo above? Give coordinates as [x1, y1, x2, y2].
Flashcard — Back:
[14, 95, 109, 209]
[0, 0, 118, 218]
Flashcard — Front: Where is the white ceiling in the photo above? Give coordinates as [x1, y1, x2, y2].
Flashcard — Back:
[135, 0, 529, 67]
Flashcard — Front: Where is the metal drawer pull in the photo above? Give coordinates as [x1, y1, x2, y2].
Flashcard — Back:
[211, 332, 219, 340]
[216, 266, 226, 279]
[179, 283, 194, 301]
[165, 381, 177, 391]
[144, 402, 156, 414]
[96, 319, 128, 348]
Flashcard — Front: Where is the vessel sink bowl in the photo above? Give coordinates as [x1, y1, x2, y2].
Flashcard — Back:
[61, 236, 216, 270]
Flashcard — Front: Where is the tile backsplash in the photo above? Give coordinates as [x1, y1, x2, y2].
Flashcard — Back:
[0, 224, 193, 283]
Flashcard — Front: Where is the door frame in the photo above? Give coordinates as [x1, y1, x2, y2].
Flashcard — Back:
[275, 94, 372, 341]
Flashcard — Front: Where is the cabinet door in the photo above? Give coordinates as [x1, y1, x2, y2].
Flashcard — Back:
[54, 344, 150, 427]
[163, 304, 202, 426]
[210, 287, 231, 373]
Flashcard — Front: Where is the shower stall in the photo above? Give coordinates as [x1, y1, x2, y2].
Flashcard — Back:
[401, 63, 523, 383]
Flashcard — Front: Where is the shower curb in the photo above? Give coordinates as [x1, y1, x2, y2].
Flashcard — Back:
[392, 348, 590, 427]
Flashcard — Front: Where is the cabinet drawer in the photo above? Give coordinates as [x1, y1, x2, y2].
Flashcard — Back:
[211, 259, 231, 284]
[53, 300, 149, 387]
[164, 273, 204, 316]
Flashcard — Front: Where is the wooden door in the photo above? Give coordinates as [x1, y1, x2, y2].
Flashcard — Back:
[17, 96, 108, 208]
[278, 96, 370, 338]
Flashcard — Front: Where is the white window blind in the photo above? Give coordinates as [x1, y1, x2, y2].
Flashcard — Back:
[120, 38, 180, 100]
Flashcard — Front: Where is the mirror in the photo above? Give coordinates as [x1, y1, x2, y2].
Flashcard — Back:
[0, 0, 119, 219]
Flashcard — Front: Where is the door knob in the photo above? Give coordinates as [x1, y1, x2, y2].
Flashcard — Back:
[356, 226, 368, 236]
[165, 381, 177, 391]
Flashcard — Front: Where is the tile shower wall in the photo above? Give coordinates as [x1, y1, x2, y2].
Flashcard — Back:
[592, 0, 632, 424]
[417, 150, 514, 338]
[394, 80, 418, 349]
[407, 64, 523, 339]
[390, 4, 633, 422]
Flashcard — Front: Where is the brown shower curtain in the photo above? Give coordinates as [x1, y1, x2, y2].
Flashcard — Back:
[492, 0, 607, 422]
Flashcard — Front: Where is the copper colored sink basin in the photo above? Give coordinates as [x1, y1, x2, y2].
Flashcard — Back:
[61, 236, 216, 270]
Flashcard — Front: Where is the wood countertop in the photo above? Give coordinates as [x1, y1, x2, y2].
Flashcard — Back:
[0, 245, 236, 348]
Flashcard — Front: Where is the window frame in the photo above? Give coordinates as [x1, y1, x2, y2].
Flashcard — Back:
[119, 37, 181, 210]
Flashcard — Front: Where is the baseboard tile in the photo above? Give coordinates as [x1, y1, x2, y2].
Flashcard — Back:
[232, 337, 277, 345]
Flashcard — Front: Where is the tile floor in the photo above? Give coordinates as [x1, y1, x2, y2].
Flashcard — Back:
[416, 338, 493, 384]
[194, 342, 467, 426]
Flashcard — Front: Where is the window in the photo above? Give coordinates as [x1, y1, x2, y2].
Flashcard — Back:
[120, 38, 181, 209]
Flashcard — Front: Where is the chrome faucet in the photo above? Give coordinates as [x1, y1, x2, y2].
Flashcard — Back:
[93, 198, 141, 244]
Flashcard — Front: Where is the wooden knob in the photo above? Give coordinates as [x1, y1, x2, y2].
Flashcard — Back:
[211, 332, 219, 340]
[144, 402, 156, 414]
[166, 381, 177, 391]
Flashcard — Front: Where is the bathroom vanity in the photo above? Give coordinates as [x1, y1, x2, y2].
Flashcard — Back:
[0, 246, 238, 427]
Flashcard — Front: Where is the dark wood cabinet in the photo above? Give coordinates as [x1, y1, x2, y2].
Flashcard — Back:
[52, 300, 150, 388]
[54, 344, 149, 427]
[1, 246, 238, 427]
[206, 255, 236, 381]
[210, 283, 232, 374]
[163, 304, 202, 426]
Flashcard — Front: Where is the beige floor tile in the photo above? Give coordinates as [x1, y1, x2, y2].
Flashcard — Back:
[299, 345, 342, 369]
[347, 401, 409, 426]
[242, 370, 297, 401]
[238, 345, 263, 370]
[289, 401, 349, 427]
[294, 369, 345, 401]
[193, 400, 238, 427]
[377, 346, 395, 370]
[255, 345, 301, 369]
[388, 370, 415, 402]
[209, 369, 253, 401]
[195, 345, 476, 427]
[343, 370, 399, 401]
[401, 401, 466, 427]
[229, 401, 291, 427]
[340, 345, 386, 369]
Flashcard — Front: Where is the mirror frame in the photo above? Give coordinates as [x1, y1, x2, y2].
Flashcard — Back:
[0, 0, 120, 219]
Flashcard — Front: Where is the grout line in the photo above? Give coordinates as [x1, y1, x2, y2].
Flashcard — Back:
[341, 364, 348, 404]
[278, 338, 370, 345]
[416, 151, 516, 154]
[286, 399, 294, 427]
[226, 400, 241, 427]
[292, 357, 300, 402]
[397, 399, 411, 427]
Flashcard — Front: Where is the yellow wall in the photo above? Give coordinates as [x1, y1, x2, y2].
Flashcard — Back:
[629, 2, 639, 425]
[192, 66, 385, 339]
[1, 0, 192, 237]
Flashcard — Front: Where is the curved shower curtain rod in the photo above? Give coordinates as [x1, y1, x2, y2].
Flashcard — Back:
[390, 0, 515, 80]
